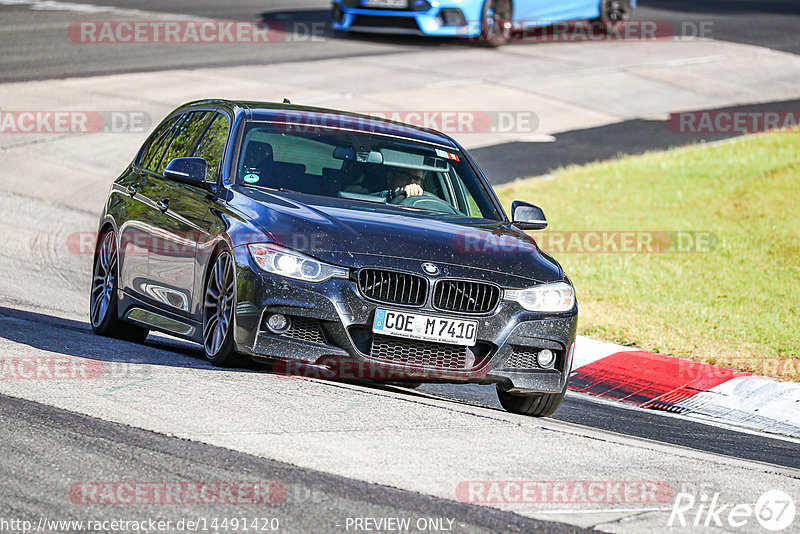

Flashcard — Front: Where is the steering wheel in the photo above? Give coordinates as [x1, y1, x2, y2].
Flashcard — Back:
[392, 191, 460, 214]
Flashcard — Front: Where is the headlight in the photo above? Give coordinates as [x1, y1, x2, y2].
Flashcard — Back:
[504, 282, 575, 312]
[248, 243, 349, 283]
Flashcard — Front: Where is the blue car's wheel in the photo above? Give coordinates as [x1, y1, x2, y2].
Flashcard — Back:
[598, 0, 632, 22]
[480, 0, 513, 46]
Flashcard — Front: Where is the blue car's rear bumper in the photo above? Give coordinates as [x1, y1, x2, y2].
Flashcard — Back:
[331, 0, 638, 38]
[331, 2, 483, 38]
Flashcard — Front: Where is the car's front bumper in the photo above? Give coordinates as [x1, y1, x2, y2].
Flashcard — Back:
[331, 2, 482, 38]
[232, 246, 577, 394]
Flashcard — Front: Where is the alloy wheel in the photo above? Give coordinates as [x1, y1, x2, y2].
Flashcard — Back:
[605, 0, 631, 22]
[203, 252, 235, 357]
[90, 231, 117, 328]
[483, 0, 512, 44]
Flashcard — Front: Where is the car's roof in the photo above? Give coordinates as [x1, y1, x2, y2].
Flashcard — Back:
[180, 99, 460, 149]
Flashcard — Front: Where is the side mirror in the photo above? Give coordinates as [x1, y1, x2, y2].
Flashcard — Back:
[163, 157, 208, 185]
[511, 200, 547, 230]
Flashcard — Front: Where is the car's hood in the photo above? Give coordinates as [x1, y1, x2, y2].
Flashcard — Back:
[232, 187, 562, 285]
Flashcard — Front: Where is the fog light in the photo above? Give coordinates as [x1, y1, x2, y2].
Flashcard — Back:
[438, 8, 467, 26]
[266, 313, 290, 334]
[537, 349, 556, 369]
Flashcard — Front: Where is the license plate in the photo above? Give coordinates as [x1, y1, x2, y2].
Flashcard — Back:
[362, 0, 408, 8]
[372, 309, 477, 347]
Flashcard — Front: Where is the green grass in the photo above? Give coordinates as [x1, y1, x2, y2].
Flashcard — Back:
[496, 132, 800, 381]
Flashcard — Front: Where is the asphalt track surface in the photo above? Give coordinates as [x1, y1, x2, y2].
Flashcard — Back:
[2, 0, 799, 81]
[2, 1, 800, 531]
[0, 303, 799, 530]
[3, 0, 799, 183]
[0, 305, 797, 471]
[1, 393, 578, 534]
[474, 97, 800, 183]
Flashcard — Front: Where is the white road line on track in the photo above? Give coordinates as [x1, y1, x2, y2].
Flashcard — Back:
[0, 0, 196, 19]
[0, 0, 133, 14]
[425, 79, 484, 89]
[535, 507, 672, 515]
[0, 0, 142, 15]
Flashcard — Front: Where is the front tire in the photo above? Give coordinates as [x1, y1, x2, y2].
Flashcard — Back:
[496, 384, 567, 417]
[479, 0, 513, 46]
[89, 230, 149, 343]
[597, 0, 632, 23]
[202, 250, 242, 366]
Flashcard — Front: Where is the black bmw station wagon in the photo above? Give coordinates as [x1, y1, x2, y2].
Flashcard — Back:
[90, 100, 578, 417]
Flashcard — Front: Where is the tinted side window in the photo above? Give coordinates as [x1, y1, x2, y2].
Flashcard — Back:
[138, 114, 182, 170]
[157, 111, 212, 175]
[192, 113, 229, 183]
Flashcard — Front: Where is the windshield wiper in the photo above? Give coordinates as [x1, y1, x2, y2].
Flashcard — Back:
[338, 191, 388, 204]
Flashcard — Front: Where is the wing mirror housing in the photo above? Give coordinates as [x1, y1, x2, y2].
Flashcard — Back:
[511, 200, 548, 230]
[163, 157, 208, 185]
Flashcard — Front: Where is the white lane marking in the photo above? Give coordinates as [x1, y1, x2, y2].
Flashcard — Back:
[0, 0, 161, 16]
[425, 78, 483, 89]
[535, 507, 672, 515]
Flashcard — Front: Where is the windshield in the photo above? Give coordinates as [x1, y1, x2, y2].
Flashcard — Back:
[235, 121, 502, 221]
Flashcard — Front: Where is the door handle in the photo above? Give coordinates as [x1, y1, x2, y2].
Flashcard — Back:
[127, 184, 138, 196]
[157, 199, 169, 213]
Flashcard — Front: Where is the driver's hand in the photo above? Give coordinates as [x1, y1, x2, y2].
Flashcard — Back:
[403, 183, 423, 197]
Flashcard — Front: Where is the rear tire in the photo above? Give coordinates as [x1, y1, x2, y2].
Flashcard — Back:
[89, 229, 149, 343]
[496, 384, 566, 417]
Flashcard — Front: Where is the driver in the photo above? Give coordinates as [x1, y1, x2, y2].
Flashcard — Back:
[385, 167, 424, 200]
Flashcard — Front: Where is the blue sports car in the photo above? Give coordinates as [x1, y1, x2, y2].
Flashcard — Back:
[331, 0, 636, 44]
